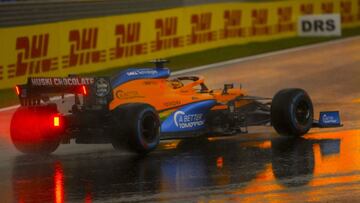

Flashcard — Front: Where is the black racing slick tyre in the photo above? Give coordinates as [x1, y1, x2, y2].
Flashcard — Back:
[10, 104, 62, 154]
[111, 103, 160, 154]
[271, 88, 313, 137]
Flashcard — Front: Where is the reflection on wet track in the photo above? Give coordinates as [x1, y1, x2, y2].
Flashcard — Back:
[8, 130, 360, 202]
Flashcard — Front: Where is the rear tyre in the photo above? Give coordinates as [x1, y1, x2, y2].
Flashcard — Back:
[112, 103, 160, 154]
[10, 104, 62, 154]
[271, 88, 313, 136]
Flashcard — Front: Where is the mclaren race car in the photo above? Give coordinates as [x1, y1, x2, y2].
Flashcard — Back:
[10, 59, 342, 154]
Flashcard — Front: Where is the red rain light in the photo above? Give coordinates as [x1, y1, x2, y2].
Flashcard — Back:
[216, 156, 224, 169]
[53, 116, 60, 127]
[15, 86, 20, 96]
[82, 85, 88, 96]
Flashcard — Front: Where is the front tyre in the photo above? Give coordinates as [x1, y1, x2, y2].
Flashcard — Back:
[10, 104, 62, 154]
[271, 88, 313, 136]
[112, 103, 160, 154]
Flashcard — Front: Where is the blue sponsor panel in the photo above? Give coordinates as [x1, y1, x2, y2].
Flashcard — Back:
[319, 111, 341, 127]
[161, 100, 216, 133]
[111, 68, 170, 88]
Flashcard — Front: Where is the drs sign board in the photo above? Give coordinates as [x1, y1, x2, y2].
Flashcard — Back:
[298, 14, 341, 36]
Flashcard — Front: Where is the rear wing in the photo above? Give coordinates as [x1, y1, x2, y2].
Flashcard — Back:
[16, 76, 112, 107]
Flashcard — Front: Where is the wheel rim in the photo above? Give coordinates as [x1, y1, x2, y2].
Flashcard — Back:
[141, 113, 158, 143]
[295, 100, 311, 126]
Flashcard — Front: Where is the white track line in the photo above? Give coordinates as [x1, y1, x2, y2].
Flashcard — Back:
[0, 105, 20, 112]
[1, 36, 359, 113]
[172, 36, 360, 75]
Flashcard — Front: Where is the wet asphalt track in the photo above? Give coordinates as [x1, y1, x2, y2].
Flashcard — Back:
[1, 37, 360, 202]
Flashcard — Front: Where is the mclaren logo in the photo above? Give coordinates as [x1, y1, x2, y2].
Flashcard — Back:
[174, 111, 204, 129]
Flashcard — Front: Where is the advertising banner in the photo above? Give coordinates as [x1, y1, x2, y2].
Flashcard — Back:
[0, 0, 359, 89]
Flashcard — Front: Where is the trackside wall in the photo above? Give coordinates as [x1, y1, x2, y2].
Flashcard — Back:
[0, 0, 359, 89]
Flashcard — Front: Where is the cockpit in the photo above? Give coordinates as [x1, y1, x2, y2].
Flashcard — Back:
[167, 76, 209, 93]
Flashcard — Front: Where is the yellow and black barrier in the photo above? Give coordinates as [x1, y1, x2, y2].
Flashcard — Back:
[0, 0, 359, 89]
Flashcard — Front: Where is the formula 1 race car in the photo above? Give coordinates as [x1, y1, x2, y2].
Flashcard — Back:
[10, 59, 342, 155]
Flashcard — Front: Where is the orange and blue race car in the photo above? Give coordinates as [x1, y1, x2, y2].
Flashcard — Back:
[10, 59, 342, 155]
